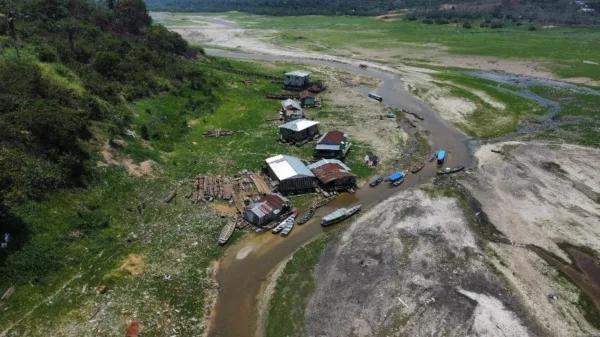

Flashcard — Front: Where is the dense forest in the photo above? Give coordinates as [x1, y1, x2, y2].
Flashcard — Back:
[0, 0, 216, 284]
[145, 0, 599, 24]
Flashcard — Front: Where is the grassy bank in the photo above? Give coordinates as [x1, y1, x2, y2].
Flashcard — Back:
[265, 233, 334, 337]
[0, 54, 378, 335]
[531, 86, 600, 147]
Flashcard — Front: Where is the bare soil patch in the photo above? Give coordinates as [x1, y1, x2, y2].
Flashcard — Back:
[304, 188, 537, 337]
[460, 141, 600, 336]
[118, 254, 145, 276]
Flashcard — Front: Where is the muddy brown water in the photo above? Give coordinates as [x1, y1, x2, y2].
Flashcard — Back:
[206, 50, 473, 337]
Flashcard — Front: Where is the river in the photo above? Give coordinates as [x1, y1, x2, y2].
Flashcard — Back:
[205, 49, 474, 337]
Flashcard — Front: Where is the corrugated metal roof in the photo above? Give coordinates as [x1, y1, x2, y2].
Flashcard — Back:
[307, 159, 350, 171]
[266, 155, 315, 181]
[315, 144, 341, 151]
[285, 70, 310, 77]
[279, 119, 320, 132]
[318, 131, 346, 145]
[281, 99, 302, 111]
[246, 193, 288, 218]
[310, 162, 355, 185]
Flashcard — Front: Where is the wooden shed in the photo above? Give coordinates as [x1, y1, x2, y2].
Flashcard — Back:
[265, 155, 318, 194]
[279, 119, 320, 143]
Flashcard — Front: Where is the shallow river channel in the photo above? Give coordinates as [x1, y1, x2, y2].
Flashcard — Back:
[205, 50, 474, 337]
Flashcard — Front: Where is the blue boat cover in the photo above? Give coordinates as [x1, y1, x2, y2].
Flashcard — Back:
[388, 172, 404, 182]
[437, 150, 446, 160]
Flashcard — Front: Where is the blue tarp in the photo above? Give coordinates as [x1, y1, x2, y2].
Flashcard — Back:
[437, 150, 446, 161]
[388, 172, 404, 182]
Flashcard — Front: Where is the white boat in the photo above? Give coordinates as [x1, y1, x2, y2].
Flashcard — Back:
[272, 212, 296, 234]
[280, 220, 295, 236]
[321, 205, 362, 227]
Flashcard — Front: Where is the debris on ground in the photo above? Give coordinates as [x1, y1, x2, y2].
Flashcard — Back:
[203, 129, 246, 137]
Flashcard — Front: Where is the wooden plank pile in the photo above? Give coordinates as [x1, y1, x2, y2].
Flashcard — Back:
[203, 129, 246, 137]
[188, 172, 273, 204]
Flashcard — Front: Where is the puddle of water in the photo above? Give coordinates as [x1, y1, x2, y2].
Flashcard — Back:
[466, 71, 600, 143]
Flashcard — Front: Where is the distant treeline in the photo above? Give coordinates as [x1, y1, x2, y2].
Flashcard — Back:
[146, 0, 599, 24]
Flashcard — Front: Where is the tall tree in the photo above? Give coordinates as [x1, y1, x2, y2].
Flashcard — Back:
[114, 0, 151, 34]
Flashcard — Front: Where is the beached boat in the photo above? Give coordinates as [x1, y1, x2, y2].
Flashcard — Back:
[411, 161, 425, 173]
[272, 212, 296, 234]
[280, 220, 295, 236]
[314, 195, 336, 208]
[321, 205, 362, 227]
[368, 92, 383, 101]
[388, 172, 405, 184]
[437, 166, 465, 175]
[217, 218, 236, 245]
[297, 206, 316, 225]
[391, 178, 405, 187]
[428, 154, 436, 162]
[437, 150, 446, 164]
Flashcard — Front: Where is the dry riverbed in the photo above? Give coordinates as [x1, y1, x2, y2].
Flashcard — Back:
[298, 141, 600, 336]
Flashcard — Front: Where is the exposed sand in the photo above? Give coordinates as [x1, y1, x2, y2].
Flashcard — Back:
[304, 188, 537, 337]
[462, 142, 600, 260]
[460, 141, 600, 337]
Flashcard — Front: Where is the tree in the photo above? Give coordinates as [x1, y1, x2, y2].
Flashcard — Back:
[114, 0, 152, 35]
[107, 0, 115, 10]
[140, 124, 149, 140]
[462, 21, 472, 29]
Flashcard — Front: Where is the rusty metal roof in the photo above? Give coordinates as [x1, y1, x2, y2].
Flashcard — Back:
[310, 162, 355, 185]
[318, 131, 346, 145]
[299, 91, 315, 99]
[246, 193, 288, 218]
[308, 159, 350, 171]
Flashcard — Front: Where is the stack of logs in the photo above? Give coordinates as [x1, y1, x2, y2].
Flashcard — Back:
[187, 172, 272, 204]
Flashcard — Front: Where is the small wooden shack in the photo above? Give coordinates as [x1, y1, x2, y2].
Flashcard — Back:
[265, 155, 317, 194]
[279, 119, 320, 143]
[308, 159, 357, 191]
[314, 131, 351, 159]
[243, 193, 289, 226]
[299, 91, 316, 107]
[284, 70, 310, 89]
[280, 99, 305, 122]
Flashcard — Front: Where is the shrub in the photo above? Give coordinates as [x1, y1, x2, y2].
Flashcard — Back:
[528, 25, 537, 31]
[435, 18, 450, 24]
[485, 18, 492, 24]
[406, 13, 418, 21]
[422, 19, 434, 24]
[480, 23, 487, 28]
[491, 21, 504, 29]
[516, 22, 523, 26]
[37, 45, 58, 62]
[463, 21, 472, 29]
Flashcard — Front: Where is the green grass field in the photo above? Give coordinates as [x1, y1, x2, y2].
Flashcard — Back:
[431, 71, 547, 137]
[0, 56, 381, 336]
[160, 12, 600, 81]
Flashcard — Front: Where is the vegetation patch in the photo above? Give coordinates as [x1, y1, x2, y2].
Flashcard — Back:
[265, 233, 334, 337]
